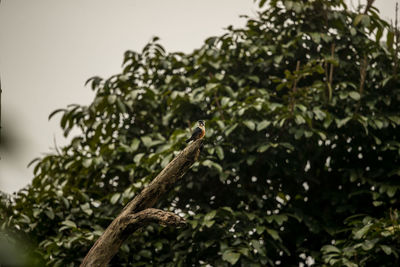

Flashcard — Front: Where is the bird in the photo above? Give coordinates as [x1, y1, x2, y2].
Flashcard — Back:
[186, 120, 205, 143]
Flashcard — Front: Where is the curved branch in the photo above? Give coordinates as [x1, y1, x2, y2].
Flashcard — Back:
[81, 139, 203, 267]
[123, 208, 186, 228]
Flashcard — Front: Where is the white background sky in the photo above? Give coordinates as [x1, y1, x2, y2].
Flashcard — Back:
[0, 0, 398, 193]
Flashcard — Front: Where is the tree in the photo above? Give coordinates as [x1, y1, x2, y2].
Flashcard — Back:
[1, 0, 400, 266]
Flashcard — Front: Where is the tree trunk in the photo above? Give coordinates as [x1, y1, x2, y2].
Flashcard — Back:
[81, 139, 203, 266]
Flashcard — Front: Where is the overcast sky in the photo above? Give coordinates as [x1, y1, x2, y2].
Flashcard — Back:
[0, 0, 398, 193]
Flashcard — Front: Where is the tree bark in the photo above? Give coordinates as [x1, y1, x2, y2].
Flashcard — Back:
[81, 139, 203, 267]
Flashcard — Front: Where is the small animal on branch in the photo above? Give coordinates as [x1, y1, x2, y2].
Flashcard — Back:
[186, 120, 205, 143]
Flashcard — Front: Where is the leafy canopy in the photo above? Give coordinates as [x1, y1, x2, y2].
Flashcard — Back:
[1, 0, 400, 266]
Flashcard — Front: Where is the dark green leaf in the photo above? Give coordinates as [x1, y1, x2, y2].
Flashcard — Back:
[222, 251, 240, 265]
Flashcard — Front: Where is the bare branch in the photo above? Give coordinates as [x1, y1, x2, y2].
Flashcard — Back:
[329, 43, 335, 85]
[359, 55, 368, 95]
[363, 0, 375, 14]
[80, 139, 203, 267]
[123, 138, 203, 214]
[290, 61, 301, 113]
[123, 208, 186, 228]
[292, 60, 301, 93]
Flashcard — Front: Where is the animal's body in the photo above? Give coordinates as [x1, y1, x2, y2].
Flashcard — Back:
[186, 120, 205, 143]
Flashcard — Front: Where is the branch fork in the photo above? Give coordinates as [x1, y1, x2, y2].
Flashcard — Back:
[81, 139, 203, 267]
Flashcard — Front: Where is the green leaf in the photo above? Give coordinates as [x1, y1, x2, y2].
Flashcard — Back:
[251, 239, 264, 255]
[266, 228, 280, 241]
[322, 245, 341, 254]
[295, 115, 306, 125]
[202, 160, 223, 173]
[222, 251, 241, 265]
[335, 117, 351, 128]
[386, 186, 397, 198]
[215, 73, 224, 80]
[82, 158, 92, 168]
[310, 32, 321, 43]
[138, 249, 152, 259]
[48, 108, 66, 121]
[280, 142, 294, 150]
[284, 0, 293, 10]
[204, 210, 217, 221]
[387, 30, 394, 50]
[304, 131, 313, 138]
[204, 220, 215, 228]
[117, 98, 126, 113]
[243, 120, 255, 131]
[294, 129, 304, 139]
[376, 27, 383, 42]
[256, 226, 265, 234]
[268, 214, 288, 225]
[361, 15, 370, 27]
[354, 223, 372, 239]
[134, 153, 144, 164]
[257, 144, 270, 153]
[45, 209, 55, 220]
[257, 120, 270, 131]
[110, 193, 121, 204]
[62, 220, 77, 229]
[349, 91, 360, 100]
[216, 146, 224, 160]
[380, 245, 392, 255]
[388, 115, 400, 125]
[361, 239, 377, 251]
[32, 208, 41, 218]
[80, 203, 93, 216]
[372, 201, 383, 207]
[131, 138, 140, 151]
[313, 107, 326, 120]
[274, 55, 283, 64]
[141, 136, 152, 147]
[258, 0, 267, 8]
[323, 114, 333, 129]
[225, 123, 238, 136]
[248, 76, 260, 83]
[293, 2, 301, 13]
[160, 153, 173, 168]
[220, 97, 230, 107]
[107, 95, 117, 104]
[353, 14, 364, 26]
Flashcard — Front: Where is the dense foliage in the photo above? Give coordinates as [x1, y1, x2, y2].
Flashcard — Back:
[1, 0, 400, 266]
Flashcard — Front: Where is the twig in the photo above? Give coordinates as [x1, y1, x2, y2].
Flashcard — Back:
[214, 92, 225, 120]
[324, 61, 329, 83]
[290, 61, 301, 113]
[292, 60, 301, 93]
[363, 0, 375, 14]
[394, 2, 399, 76]
[53, 135, 61, 156]
[323, 44, 335, 103]
[329, 43, 335, 85]
[359, 55, 367, 95]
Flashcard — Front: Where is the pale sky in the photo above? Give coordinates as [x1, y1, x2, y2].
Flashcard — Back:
[0, 0, 397, 193]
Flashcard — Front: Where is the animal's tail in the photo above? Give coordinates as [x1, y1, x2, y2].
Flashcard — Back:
[185, 138, 192, 143]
